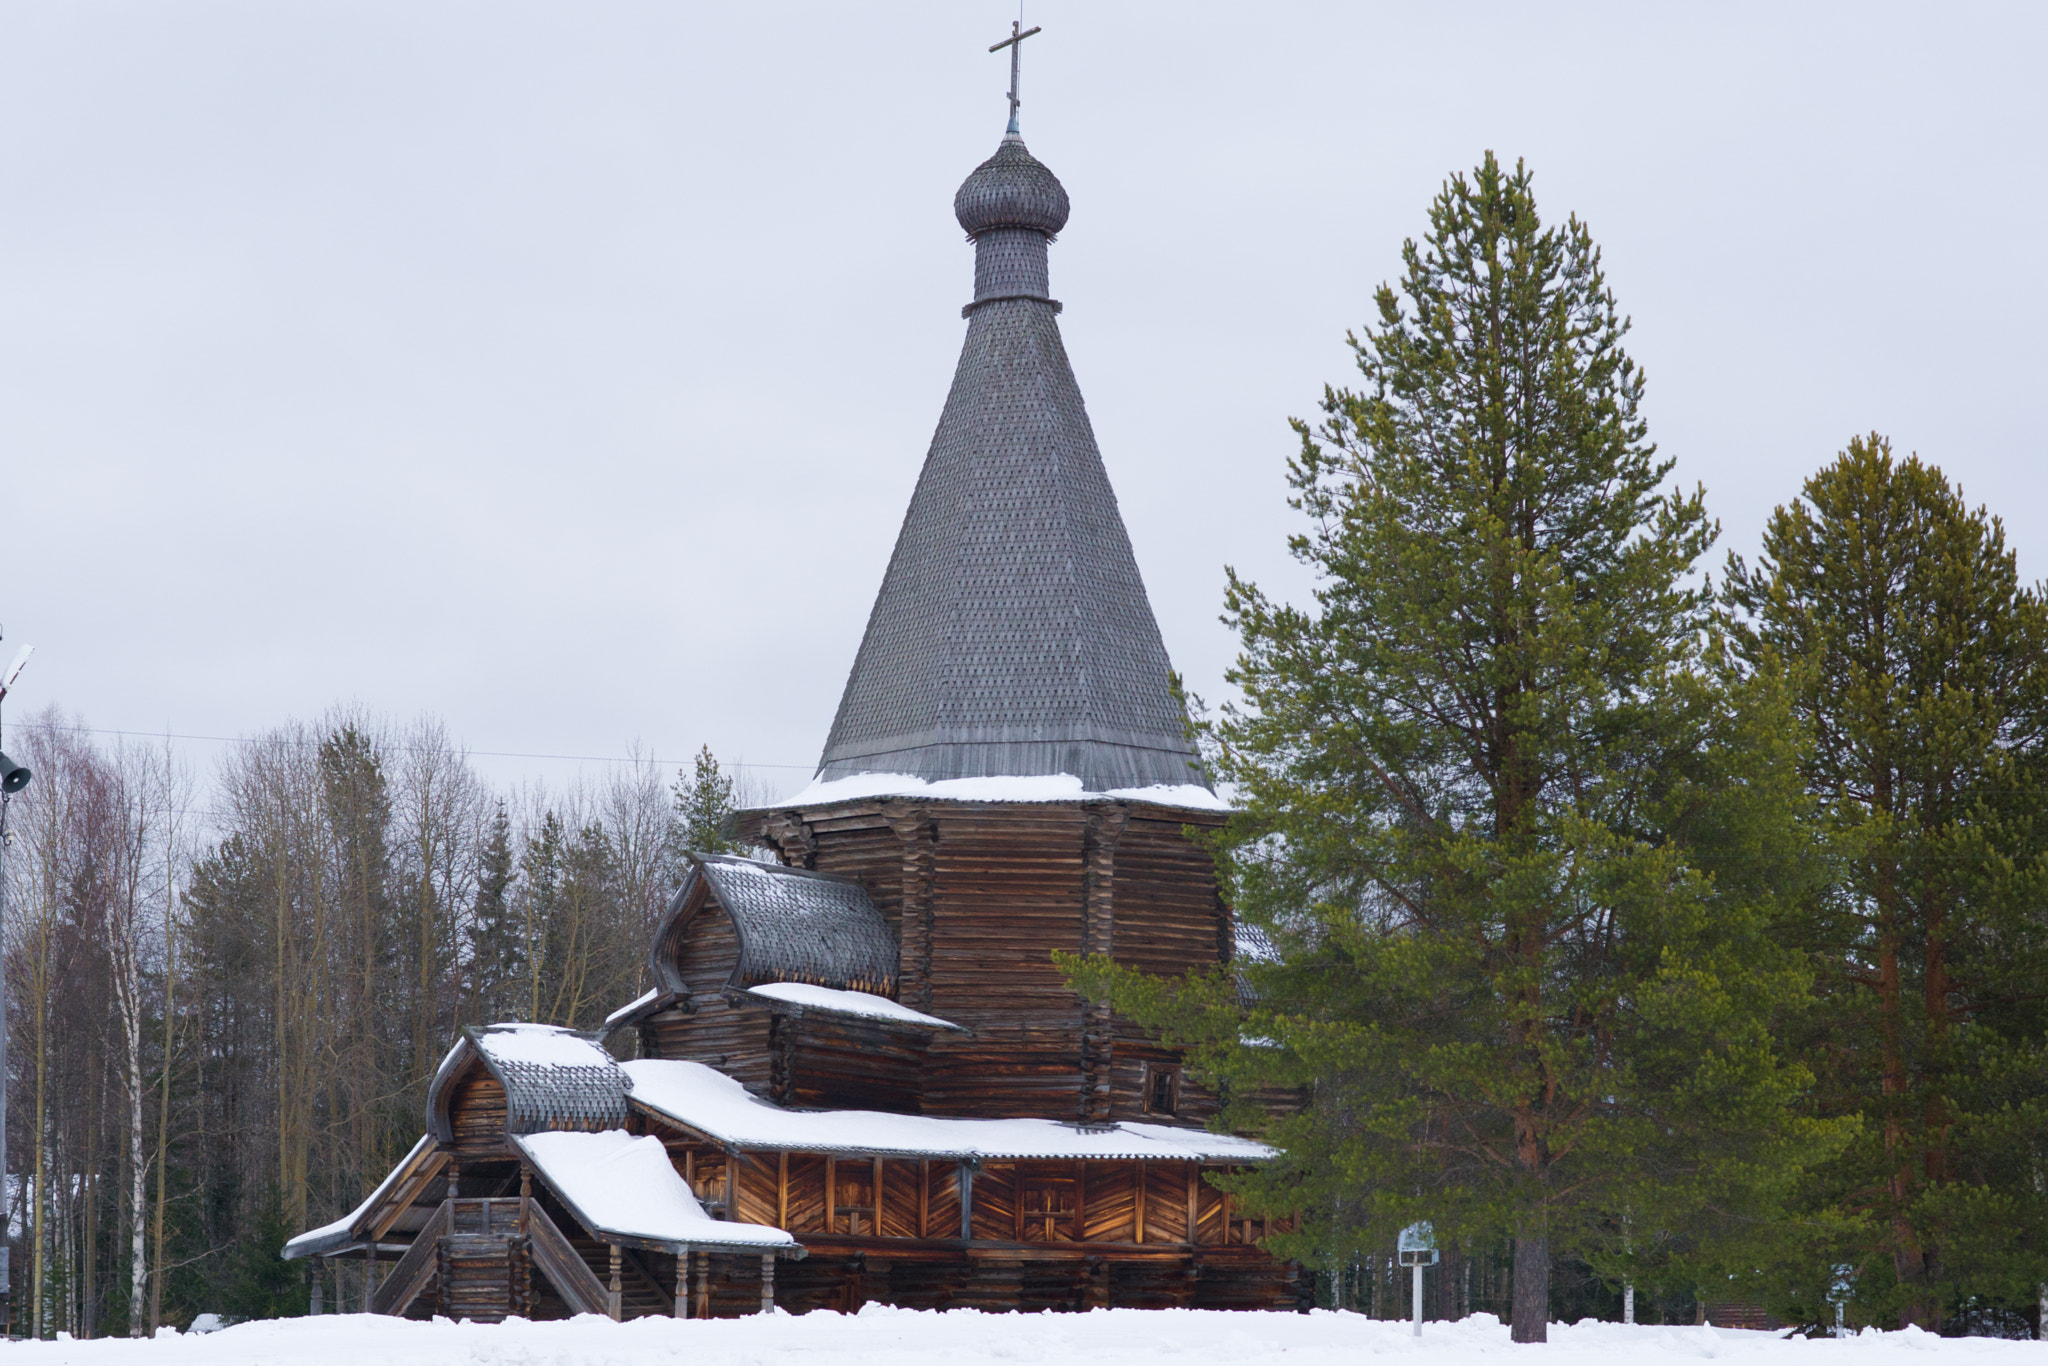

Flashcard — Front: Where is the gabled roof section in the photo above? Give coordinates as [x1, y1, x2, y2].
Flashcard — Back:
[815, 133, 1207, 795]
[425, 1023, 629, 1141]
[650, 856, 898, 998]
[283, 1133, 444, 1260]
[510, 1130, 796, 1256]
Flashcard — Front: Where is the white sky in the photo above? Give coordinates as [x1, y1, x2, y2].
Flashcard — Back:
[4, 2, 2042, 801]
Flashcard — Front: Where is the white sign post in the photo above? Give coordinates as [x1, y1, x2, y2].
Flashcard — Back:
[1398, 1223, 1439, 1338]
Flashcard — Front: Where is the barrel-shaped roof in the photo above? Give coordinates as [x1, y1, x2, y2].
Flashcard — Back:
[649, 856, 899, 999]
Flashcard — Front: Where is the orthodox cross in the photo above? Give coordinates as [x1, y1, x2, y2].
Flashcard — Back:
[989, 20, 1042, 134]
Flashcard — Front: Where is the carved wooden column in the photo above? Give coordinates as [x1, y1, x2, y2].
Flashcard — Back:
[759, 1254, 776, 1315]
[674, 1250, 690, 1318]
[608, 1243, 623, 1320]
[760, 811, 818, 869]
[768, 1016, 796, 1104]
[882, 801, 936, 1012]
[1079, 803, 1129, 1122]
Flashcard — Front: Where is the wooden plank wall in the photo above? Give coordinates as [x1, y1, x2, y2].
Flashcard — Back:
[450, 1068, 510, 1159]
[780, 1017, 924, 1113]
[652, 1130, 1286, 1253]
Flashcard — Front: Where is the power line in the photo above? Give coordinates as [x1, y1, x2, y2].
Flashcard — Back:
[38, 724, 816, 772]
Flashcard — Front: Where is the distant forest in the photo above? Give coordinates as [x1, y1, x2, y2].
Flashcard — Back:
[0, 713, 758, 1335]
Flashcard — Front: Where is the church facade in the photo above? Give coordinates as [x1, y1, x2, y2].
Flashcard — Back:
[284, 98, 1305, 1320]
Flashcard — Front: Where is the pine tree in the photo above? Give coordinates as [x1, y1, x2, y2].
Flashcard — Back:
[464, 802, 521, 1023]
[1068, 153, 1844, 1340]
[1724, 436, 2048, 1329]
[673, 745, 740, 858]
[516, 811, 565, 1023]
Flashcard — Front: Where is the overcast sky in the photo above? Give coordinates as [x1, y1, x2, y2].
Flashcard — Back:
[3, 2, 2042, 800]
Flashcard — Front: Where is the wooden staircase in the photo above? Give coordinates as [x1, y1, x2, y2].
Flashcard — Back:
[371, 1197, 610, 1321]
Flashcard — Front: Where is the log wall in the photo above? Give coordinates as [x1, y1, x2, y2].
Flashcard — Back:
[639, 896, 775, 1093]
[775, 1016, 926, 1113]
[749, 798, 1234, 1123]
[449, 1067, 510, 1159]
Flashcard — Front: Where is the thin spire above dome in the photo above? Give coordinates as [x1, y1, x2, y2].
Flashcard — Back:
[989, 19, 1041, 136]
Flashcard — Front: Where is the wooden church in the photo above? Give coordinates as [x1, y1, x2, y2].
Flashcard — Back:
[284, 54, 1306, 1319]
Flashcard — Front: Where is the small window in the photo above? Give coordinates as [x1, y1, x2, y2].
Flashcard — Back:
[1145, 1064, 1181, 1116]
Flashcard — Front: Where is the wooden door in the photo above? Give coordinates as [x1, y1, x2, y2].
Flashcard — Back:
[1017, 1177, 1076, 1242]
[833, 1166, 876, 1236]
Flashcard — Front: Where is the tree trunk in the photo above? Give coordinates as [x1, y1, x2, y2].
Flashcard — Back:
[1511, 1235, 1548, 1343]
[125, 1007, 146, 1335]
[1877, 874, 1926, 1327]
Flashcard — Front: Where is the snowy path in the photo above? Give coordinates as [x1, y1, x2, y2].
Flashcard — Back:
[1, 1309, 2038, 1366]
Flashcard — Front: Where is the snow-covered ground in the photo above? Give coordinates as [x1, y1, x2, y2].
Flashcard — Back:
[0, 1310, 2037, 1366]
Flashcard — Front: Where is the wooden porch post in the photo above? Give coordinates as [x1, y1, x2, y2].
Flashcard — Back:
[675, 1250, 690, 1318]
[957, 1161, 975, 1240]
[759, 1254, 776, 1315]
[872, 1157, 885, 1236]
[446, 1162, 460, 1202]
[826, 1156, 837, 1232]
[724, 1149, 737, 1220]
[608, 1243, 623, 1321]
[364, 1241, 378, 1310]
[918, 1159, 930, 1238]
[777, 1152, 789, 1229]
[1185, 1166, 1198, 1246]
[309, 1261, 323, 1315]
[1134, 1161, 1146, 1244]
[694, 1250, 710, 1319]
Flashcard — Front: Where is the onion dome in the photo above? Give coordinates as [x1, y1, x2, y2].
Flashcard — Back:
[953, 134, 1070, 238]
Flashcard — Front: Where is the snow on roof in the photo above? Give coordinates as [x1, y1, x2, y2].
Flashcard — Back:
[283, 1133, 436, 1260]
[474, 1022, 615, 1069]
[695, 857, 899, 995]
[511, 1130, 793, 1252]
[603, 989, 660, 1029]
[782, 771, 1232, 813]
[745, 982, 964, 1031]
[430, 1024, 630, 1137]
[622, 1060, 1275, 1163]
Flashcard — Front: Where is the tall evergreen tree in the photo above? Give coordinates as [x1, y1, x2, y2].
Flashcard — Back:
[1069, 153, 1843, 1340]
[517, 812, 565, 1023]
[464, 802, 521, 1023]
[1724, 436, 2048, 1329]
[673, 745, 740, 858]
